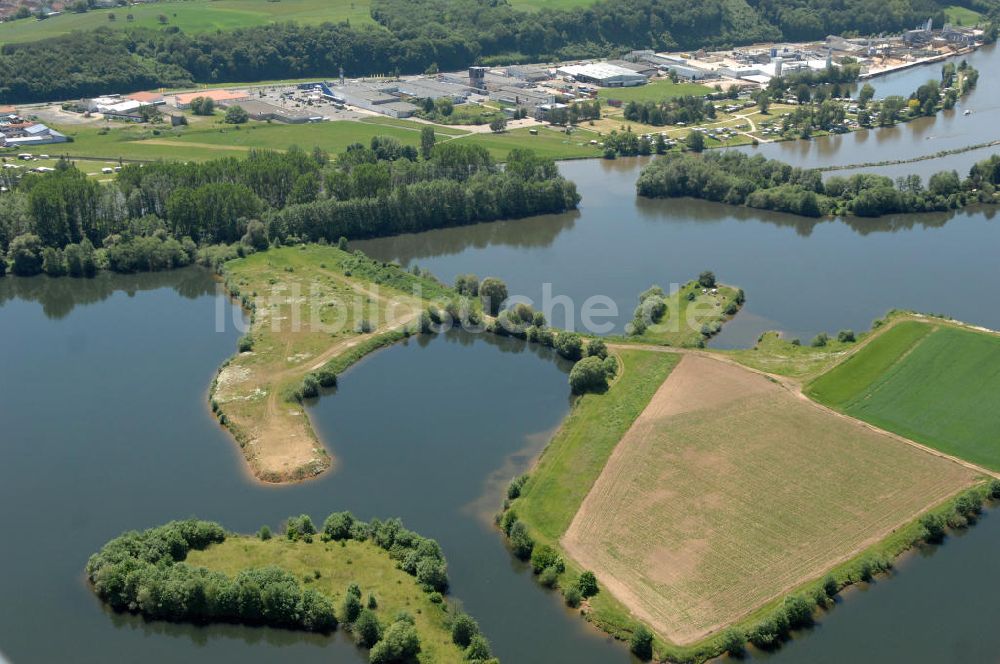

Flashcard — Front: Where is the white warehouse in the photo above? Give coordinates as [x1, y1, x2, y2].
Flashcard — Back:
[556, 62, 648, 87]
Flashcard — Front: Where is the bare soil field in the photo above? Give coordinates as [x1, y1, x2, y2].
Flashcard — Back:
[563, 354, 977, 644]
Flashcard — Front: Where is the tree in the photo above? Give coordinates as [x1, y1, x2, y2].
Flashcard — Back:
[479, 277, 508, 315]
[489, 116, 507, 133]
[451, 613, 480, 648]
[369, 618, 420, 663]
[241, 220, 269, 251]
[434, 97, 454, 117]
[837, 329, 855, 343]
[508, 521, 534, 560]
[698, 270, 716, 288]
[190, 97, 215, 116]
[569, 356, 609, 394]
[464, 635, 492, 660]
[258, 525, 272, 540]
[353, 609, 382, 647]
[629, 625, 654, 661]
[225, 105, 249, 124]
[721, 628, 745, 656]
[685, 130, 704, 152]
[810, 332, 828, 347]
[157, 13, 168, 23]
[577, 571, 598, 597]
[10, 233, 44, 276]
[322, 511, 355, 541]
[555, 332, 583, 360]
[420, 125, 436, 160]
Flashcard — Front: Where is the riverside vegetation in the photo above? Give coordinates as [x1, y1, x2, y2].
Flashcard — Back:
[636, 150, 1000, 218]
[0, 140, 578, 278]
[87, 514, 498, 663]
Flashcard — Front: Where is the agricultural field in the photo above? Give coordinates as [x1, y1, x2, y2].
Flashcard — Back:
[807, 319, 1000, 470]
[0, 0, 374, 45]
[597, 80, 714, 104]
[562, 353, 976, 644]
[212, 245, 453, 482]
[186, 534, 465, 663]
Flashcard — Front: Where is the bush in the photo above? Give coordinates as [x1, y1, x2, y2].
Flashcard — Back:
[783, 594, 814, 629]
[354, 609, 383, 647]
[224, 105, 249, 124]
[529, 544, 560, 574]
[921, 512, 947, 543]
[369, 617, 421, 663]
[464, 635, 492, 660]
[563, 585, 582, 608]
[509, 521, 534, 560]
[285, 514, 316, 541]
[698, 270, 716, 288]
[586, 338, 608, 359]
[602, 355, 619, 378]
[577, 571, 598, 598]
[569, 356, 609, 394]
[989, 479, 1000, 500]
[451, 613, 480, 648]
[837, 329, 856, 343]
[506, 474, 528, 500]
[810, 332, 829, 347]
[822, 574, 838, 597]
[10, 233, 44, 276]
[258, 525, 272, 540]
[479, 277, 508, 315]
[323, 511, 355, 541]
[238, 335, 254, 352]
[539, 565, 561, 588]
[341, 592, 362, 624]
[720, 627, 745, 656]
[629, 625, 654, 660]
[555, 332, 583, 360]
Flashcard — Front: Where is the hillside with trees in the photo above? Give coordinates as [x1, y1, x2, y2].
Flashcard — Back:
[0, 0, 983, 103]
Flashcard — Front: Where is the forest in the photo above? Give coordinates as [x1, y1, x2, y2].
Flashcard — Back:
[0, 0, 972, 103]
[636, 151, 1000, 217]
[0, 139, 579, 277]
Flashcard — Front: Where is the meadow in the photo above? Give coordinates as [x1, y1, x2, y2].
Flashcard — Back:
[186, 534, 465, 663]
[623, 280, 743, 347]
[562, 353, 976, 644]
[13, 117, 602, 163]
[0, 0, 375, 44]
[945, 4, 985, 26]
[807, 319, 1000, 470]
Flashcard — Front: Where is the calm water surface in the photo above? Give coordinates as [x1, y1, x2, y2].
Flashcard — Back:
[4, 51, 1000, 661]
[358, 157, 1000, 348]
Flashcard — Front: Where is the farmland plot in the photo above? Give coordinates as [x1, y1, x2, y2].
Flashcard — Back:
[563, 354, 976, 644]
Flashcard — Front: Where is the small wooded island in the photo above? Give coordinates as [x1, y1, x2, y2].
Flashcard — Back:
[86, 515, 498, 663]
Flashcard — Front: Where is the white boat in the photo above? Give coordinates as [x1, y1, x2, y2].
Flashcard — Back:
[964, 109, 972, 115]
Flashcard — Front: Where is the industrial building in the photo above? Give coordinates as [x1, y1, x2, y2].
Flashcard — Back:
[394, 78, 472, 103]
[238, 100, 322, 124]
[327, 84, 419, 118]
[487, 85, 555, 108]
[0, 123, 68, 147]
[172, 89, 251, 109]
[556, 62, 648, 87]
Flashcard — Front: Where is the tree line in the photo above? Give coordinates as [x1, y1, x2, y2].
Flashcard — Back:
[0, 140, 578, 278]
[636, 150, 1000, 218]
[0, 0, 976, 103]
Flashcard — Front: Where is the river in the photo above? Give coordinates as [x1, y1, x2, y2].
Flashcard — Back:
[3, 47, 1000, 664]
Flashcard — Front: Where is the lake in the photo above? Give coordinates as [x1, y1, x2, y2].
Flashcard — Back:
[4, 49, 1000, 662]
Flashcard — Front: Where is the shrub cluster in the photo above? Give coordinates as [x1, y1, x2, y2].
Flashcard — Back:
[85, 519, 337, 632]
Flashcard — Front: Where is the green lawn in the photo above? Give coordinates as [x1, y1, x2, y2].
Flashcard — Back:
[0, 0, 374, 45]
[516, 349, 680, 542]
[187, 535, 465, 663]
[945, 4, 984, 26]
[458, 126, 602, 161]
[597, 80, 714, 104]
[622, 280, 742, 348]
[807, 320, 1000, 470]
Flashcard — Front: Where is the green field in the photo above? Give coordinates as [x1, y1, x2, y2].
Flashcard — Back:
[945, 4, 984, 26]
[0, 0, 374, 44]
[516, 349, 680, 542]
[623, 280, 743, 347]
[807, 320, 1000, 470]
[186, 535, 465, 663]
[10, 117, 601, 163]
[597, 80, 714, 104]
[509, 0, 598, 8]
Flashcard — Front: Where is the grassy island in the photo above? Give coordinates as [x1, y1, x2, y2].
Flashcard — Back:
[617, 273, 744, 347]
[87, 514, 497, 664]
[497, 310, 998, 662]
